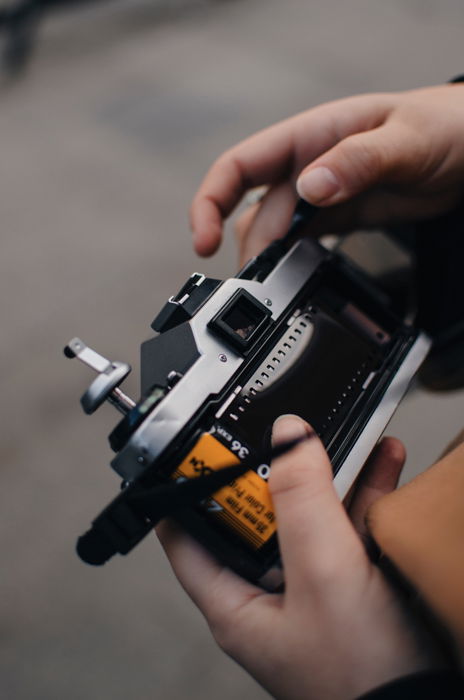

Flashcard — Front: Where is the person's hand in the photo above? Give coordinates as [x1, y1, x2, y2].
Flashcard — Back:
[157, 416, 439, 700]
[190, 84, 464, 265]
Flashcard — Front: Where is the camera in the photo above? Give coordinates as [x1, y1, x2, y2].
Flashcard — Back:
[65, 200, 429, 590]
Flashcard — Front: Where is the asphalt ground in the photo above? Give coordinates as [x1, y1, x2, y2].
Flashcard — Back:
[1, 1, 464, 698]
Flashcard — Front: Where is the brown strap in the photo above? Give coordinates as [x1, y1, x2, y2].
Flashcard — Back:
[440, 427, 464, 458]
[367, 440, 464, 649]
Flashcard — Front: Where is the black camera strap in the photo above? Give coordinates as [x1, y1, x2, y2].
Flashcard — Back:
[76, 434, 312, 566]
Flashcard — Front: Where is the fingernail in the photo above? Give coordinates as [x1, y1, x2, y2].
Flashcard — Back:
[272, 415, 309, 443]
[297, 167, 340, 204]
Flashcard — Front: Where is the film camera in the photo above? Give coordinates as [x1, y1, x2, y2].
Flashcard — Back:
[65, 200, 429, 590]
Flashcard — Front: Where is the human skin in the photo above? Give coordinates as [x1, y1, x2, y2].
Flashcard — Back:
[157, 86, 464, 697]
[157, 417, 439, 700]
[189, 84, 464, 265]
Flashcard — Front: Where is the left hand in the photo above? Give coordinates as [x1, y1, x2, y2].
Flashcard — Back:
[189, 85, 464, 266]
[157, 416, 439, 700]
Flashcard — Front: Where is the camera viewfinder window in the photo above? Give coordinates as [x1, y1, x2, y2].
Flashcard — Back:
[222, 303, 263, 340]
[209, 290, 272, 352]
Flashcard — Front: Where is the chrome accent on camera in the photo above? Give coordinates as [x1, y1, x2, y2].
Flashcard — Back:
[64, 338, 135, 416]
[111, 239, 328, 480]
[333, 332, 431, 500]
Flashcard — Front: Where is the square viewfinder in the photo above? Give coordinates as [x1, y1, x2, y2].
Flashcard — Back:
[208, 289, 272, 352]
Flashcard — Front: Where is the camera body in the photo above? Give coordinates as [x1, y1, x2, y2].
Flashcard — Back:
[67, 229, 429, 590]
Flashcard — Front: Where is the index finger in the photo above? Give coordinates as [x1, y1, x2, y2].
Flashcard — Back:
[190, 118, 299, 256]
[190, 94, 393, 255]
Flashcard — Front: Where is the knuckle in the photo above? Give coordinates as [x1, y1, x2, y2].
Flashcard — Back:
[214, 149, 241, 182]
[269, 457, 328, 501]
[269, 460, 306, 496]
[337, 134, 385, 187]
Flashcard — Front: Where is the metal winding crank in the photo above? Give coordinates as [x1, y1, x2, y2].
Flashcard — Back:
[64, 338, 135, 416]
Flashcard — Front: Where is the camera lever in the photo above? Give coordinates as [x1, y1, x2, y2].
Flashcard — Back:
[64, 338, 135, 416]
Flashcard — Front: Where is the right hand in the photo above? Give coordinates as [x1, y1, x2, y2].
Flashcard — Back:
[158, 417, 441, 700]
[189, 83, 464, 265]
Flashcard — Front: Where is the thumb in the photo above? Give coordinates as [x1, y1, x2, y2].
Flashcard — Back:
[296, 122, 421, 206]
[270, 415, 364, 594]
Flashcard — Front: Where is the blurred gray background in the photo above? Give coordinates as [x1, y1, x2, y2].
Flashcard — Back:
[1, 1, 464, 698]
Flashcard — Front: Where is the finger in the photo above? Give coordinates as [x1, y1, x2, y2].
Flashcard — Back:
[190, 95, 393, 255]
[293, 183, 463, 246]
[348, 437, 406, 540]
[270, 416, 365, 595]
[234, 202, 261, 256]
[156, 520, 264, 624]
[303, 188, 458, 236]
[190, 123, 296, 256]
[235, 182, 298, 266]
[296, 119, 427, 207]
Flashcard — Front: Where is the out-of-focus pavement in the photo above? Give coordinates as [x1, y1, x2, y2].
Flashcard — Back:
[1, 1, 464, 698]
